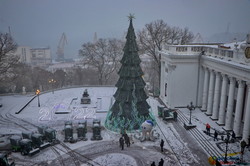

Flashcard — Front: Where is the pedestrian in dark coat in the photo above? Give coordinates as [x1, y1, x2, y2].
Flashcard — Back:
[214, 130, 218, 141]
[241, 140, 247, 154]
[119, 137, 124, 150]
[160, 139, 164, 152]
[215, 159, 222, 166]
[173, 110, 178, 121]
[232, 131, 236, 139]
[151, 161, 156, 166]
[231, 131, 236, 143]
[124, 134, 130, 147]
[158, 158, 164, 166]
[226, 132, 230, 141]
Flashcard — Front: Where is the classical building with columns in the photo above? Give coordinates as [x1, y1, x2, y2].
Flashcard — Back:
[159, 34, 250, 143]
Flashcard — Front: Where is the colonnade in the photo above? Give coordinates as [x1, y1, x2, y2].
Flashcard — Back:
[201, 67, 250, 143]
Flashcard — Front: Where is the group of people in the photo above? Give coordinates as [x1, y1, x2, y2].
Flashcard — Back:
[151, 158, 164, 166]
[119, 132, 131, 150]
[149, 139, 165, 166]
[206, 123, 237, 142]
[119, 134, 165, 165]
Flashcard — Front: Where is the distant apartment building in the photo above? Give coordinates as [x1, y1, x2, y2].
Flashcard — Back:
[14, 46, 32, 64]
[30, 47, 52, 67]
[15, 46, 52, 68]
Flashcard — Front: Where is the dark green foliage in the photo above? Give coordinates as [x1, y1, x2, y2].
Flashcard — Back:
[105, 17, 154, 132]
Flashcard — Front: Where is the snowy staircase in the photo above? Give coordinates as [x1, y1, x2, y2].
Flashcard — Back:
[176, 109, 223, 159]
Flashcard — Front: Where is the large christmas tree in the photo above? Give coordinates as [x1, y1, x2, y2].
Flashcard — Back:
[105, 15, 155, 132]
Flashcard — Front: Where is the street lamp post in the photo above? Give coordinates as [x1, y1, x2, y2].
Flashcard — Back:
[48, 79, 56, 94]
[187, 102, 195, 125]
[36, 89, 40, 107]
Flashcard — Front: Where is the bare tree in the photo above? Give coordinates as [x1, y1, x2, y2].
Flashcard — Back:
[137, 20, 171, 90]
[79, 38, 123, 85]
[137, 20, 194, 92]
[31, 67, 52, 91]
[53, 69, 66, 88]
[0, 33, 18, 82]
[168, 26, 182, 44]
[138, 20, 170, 65]
[180, 27, 194, 45]
[11, 63, 33, 93]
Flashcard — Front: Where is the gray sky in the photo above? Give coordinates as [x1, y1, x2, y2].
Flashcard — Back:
[1, 0, 250, 58]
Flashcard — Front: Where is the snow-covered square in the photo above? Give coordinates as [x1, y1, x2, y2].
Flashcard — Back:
[1, 87, 249, 166]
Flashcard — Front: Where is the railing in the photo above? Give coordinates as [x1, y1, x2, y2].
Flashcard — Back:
[164, 45, 235, 59]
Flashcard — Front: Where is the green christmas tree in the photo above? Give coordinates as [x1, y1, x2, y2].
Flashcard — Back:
[105, 15, 154, 132]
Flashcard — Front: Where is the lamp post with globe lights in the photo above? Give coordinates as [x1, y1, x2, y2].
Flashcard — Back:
[187, 102, 195, 125]
[184, 101, 196, 130]
[48, 79, 56, 94]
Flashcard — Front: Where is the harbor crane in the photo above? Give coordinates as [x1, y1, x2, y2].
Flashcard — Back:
[56, 32, 67, 62]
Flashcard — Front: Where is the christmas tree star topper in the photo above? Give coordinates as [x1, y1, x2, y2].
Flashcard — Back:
[128, 14, 135, 21]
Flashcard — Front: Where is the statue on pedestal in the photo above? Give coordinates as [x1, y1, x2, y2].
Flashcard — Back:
[81, 89, 91, 104]
[22, 86, 26, 95]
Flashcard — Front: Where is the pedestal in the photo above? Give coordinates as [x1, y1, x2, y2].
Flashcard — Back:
[184, 123, 196, 130]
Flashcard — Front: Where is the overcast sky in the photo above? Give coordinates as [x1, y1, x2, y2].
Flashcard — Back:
[1, 0, 250, 59]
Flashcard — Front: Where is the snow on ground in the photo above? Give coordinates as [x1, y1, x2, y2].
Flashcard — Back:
[0, 87, 250, 166]
[84, 153, 137, 166]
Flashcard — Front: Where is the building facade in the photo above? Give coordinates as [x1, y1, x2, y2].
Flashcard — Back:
[159, 34, 250, 142]
[14, 46, 32, 64]
[30, 47, 52, 67]
[15, 46, 52, 68]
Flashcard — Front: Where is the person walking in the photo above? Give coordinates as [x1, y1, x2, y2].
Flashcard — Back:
[232, 131, 236, 142]
[241, 140, 247, 154]
[214, 130, 218, 141]
[160, 139, 164, 152]
[226, 132, 230, 141]
[173, 110, 178, 121]
[215, 159, 222, 166]
[119, 137, 124, 150]
[206, 123, 211, 135]
[158, 158, 164, 166]
[151, 161, 156, 166]
[124, 134, 130, 147]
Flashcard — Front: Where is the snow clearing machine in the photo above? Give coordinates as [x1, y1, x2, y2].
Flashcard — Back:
[0, 152, 15, 166]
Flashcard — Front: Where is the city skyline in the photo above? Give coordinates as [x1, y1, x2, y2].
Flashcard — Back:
[1, 0, 250, 58]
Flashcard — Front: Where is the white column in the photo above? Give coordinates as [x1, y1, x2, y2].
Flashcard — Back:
[211, 72, 221, 120]
[160, 61, 165, 98]
[201, 67, 209, 111]
[242, 83, 250, 144]
[224, 77, 236, 131]
[218, 74, 228, 125]
[233, 80, 245, 137]
[206, 69, 215, 116]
